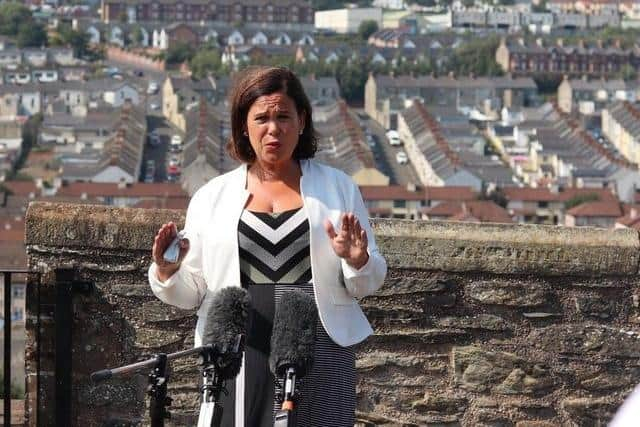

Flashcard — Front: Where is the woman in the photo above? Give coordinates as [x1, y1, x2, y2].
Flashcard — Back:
[149, 66, 387, 426]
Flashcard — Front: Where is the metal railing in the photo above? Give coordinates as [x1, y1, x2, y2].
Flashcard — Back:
[1, 269, 28, 427]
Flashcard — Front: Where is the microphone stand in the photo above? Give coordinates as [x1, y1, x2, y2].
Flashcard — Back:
[90, 335, 244, 427]
[149, 354, 171, 427]
[198, 335, 244, 427]
[274, 366, 298, 427]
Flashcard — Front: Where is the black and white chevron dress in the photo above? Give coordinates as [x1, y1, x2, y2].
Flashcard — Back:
[219, 207, 356, 427]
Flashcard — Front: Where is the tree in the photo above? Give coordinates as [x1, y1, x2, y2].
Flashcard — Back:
[130, 25, 144, 46]
[56, 24, 90, 57]
[189, 49, 223, 79]
[165, 42, 196, 65]
[335, 58, 368, 103]
[0, 3, 32, 36]
[446, 35, 504, 77]
[619, 63, 638, 81]
[17, 23, 47, 48]
[358, 20, 378, 41]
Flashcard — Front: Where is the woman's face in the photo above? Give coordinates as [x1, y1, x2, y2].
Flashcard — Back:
[245, 91, 304, 167]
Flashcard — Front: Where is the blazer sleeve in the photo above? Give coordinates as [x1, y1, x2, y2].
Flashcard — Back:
[340, 178, 387, 298]
[148, 188, 208, 310]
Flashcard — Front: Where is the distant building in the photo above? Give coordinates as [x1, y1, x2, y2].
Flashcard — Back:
[601, 102, 640, 166]
[100, 0, 314, 30]
[365, 73, 538, 130]
[557, 76, 638, 113]
[314, 8, 382, 34]
[496, 37, 636, 77]
[565, 200, 623, 227]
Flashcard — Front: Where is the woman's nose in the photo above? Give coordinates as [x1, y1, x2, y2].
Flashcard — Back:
[267, 119, 280, 134]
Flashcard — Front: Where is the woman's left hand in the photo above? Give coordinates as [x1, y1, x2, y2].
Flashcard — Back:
[324, 212, 369, 270]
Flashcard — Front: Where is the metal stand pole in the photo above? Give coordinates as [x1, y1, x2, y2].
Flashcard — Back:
[148, 354, 171, 427]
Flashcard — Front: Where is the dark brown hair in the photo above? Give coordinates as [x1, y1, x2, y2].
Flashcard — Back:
[226, 66, 317, 163]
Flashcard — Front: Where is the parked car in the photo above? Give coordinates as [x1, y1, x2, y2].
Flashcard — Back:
[149, 102, 159, 111]
[396, 151, 408, 165]
[144, 160, 156, 182]
[148, 132, 161, 147]
[147, 81, 159, 95]
[168, 155, 180, 167]
[386, 130, 402, 146]
[170, 134, 183, 152]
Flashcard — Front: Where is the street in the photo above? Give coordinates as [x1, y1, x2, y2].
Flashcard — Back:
[357, 110, 421, 186]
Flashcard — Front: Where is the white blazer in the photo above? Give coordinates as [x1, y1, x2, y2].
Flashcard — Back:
[148, 159, 387, 348]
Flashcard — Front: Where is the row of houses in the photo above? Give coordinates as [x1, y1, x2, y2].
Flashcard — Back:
[488, 102, 640, 202]
[397, 100, 518, 191]
[557, 76, 640, 114]
[452, 9, 620, 30]
[364, 73, 539, 130]
[0, 78, 141, 118]
[76, 20, 317, 50]
[496, 38, 640, 77]
[100, 0, 314, 29]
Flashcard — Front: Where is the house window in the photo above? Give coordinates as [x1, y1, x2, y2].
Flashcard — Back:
[538, 201, 548, 208]
[11, 307, 23, 321]
[12, 286, 24, 299]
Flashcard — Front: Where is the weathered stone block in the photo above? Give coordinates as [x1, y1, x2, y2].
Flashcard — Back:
[580, 372, 633, 391]
[426, 293, 457, 308]
[452, 346, 552, 395]
[493, 368, 554, 395]
[561, 397, 617, 423]
[437, 314, 508, 331]
[412, 393, 468, 414]
[515, 422, 556, 427]
[575, 295, 614, 319]
[467, 280, 547, 307]
[529, 324, 640, 358]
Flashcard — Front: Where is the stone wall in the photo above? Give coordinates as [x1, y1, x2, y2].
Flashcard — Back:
[24, 202, 640, 426]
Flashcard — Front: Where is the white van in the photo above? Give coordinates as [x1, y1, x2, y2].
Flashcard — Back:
[386, 130, 402, 146]
[170, 134, 182, 152]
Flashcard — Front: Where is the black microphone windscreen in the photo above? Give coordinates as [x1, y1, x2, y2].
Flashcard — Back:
[202, 287, 251, 380]
[269, 290, 318, 379]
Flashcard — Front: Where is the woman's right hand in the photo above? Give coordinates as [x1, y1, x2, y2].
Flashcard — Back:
[152, 222, 190, 282]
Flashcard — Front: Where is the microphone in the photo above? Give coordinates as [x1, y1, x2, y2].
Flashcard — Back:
[269, 290, 318, 427]
[201, 286, 251, 380]
[198, 286, 251, 427]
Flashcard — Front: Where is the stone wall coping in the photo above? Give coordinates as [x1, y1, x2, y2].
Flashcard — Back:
[25, 202, 640, 276]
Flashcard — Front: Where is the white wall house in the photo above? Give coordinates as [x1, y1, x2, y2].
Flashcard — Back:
[315, 8, 383, 33]
[103, 84, 140, 107]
